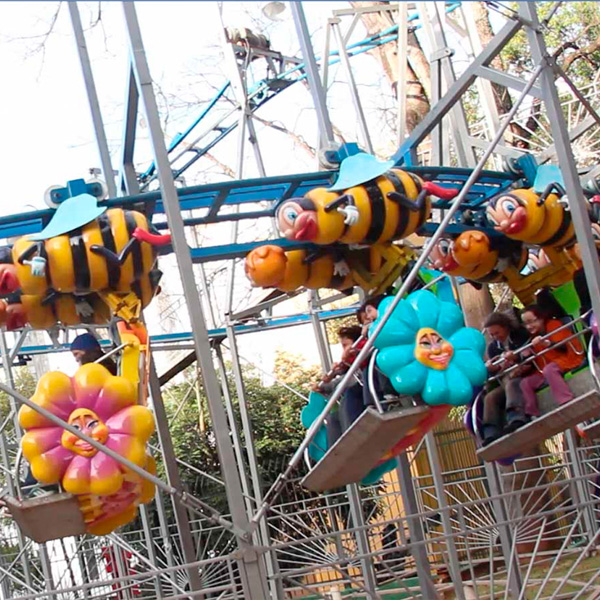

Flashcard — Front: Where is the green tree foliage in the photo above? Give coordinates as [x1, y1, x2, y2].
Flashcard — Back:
[502, 2, 600, 84]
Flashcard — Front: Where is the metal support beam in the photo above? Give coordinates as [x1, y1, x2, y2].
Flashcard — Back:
[140, 504, 165, 598]
[68, 2, 117, 198]
[331, 19, 373, 154]
[290, 2, 336, 156]
[396, 453, 439, 600]
[148, 364, 204, 594]
[307, 295, 378, 599]
[121, 4, 270, 598]
[520, 0, 600, 323]
[425, 432, 466, 600]
[484, 461, 523, 598]
[394, 18, 521, 162]
[120, 64, 141, 195]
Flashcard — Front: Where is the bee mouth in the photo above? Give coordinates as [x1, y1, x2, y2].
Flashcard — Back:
[294, 213, 317, 240]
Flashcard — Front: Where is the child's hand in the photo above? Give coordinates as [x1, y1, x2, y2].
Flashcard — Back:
[532, 335, 549, 348]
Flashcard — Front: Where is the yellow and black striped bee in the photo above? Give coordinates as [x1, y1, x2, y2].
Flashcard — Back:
[0, 270, 162, 331]
[430, 230, 527, 283]
[245, 245, 355, 292]
[486, 184, 575, 249]
[275, 169, 456, 246]
[245, 243, 413, 295]
[0, 207, 169, 299]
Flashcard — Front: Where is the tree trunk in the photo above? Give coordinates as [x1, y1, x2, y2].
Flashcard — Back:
[470, 1, 539, 149]
[350, 0, 430, 133]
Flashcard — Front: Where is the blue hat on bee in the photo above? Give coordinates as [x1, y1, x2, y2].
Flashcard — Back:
[31, 194, 106, 242]
[328, 153, 395, 192]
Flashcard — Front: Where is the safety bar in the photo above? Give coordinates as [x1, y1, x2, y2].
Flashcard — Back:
[489, 310, 591, 368]
[489, 326, 592, 382]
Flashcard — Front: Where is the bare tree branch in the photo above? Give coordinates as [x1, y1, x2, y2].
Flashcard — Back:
[252, 114, 317, 158]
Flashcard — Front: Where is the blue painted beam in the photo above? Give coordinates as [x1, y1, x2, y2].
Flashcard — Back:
[15, 306, 357, 357]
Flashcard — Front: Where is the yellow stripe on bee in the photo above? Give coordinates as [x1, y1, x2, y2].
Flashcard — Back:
[375, 176, 400, 243]
[13, 237, 46, 296]
[54, 295, 80, 326]
[46, 234, 76, 293]
[339, 185, 372, 244]
[306, 255, 335, 288]
[21, 295, 55, 329]
[107, 209, 135, 291]
[82, 220, 109, 291]
[279, 250, 309, 291]
[309, 189, 345, 245]
[394, 170, 421, 237]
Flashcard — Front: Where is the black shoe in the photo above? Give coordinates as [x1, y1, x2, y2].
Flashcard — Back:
[482, 424, 502, 447]
[504, 413, 529, 434]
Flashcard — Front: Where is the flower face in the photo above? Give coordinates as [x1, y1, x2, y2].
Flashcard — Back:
[371, 290, 487, 406]
[61, 409, 109, 457]
[414, 327, 453, 370]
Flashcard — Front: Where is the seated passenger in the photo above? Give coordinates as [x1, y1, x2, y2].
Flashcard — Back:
[70, 333, 118, 376]
[481, 312, 531, 445]
[357, 295, 393, 407]
[312, 325, 367, 444]
[520, 304, 584, 417]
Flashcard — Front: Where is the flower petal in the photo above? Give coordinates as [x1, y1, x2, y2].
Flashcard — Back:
[94, 376, 138, 421]
[376, 345, 415, 375]
[30, 446, 73, 485]
[106, 405, 155, 442]
[19, 371, 75, 429]
[449, 327, 486, 354]
[392, 361, 428, 395]
[73, 363, 111, 410]
[63, 455, 92, 495]
[446, 363, 475, 406]
[436, 302, 465, 339]
[89, 452, 123, 496]
[422, 369, 449, 405]
[407, 290, 440, 330]
[106, 434, 147, 467]
[453, 350, 487, 386]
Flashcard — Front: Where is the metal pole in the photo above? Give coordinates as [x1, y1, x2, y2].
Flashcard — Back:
[520, 1, 600, 322]
[331, 19, 374, 154]
[290, 2, 336, 151]
[223, 328, 284, 600]
[148, 365, 204, 594]
[68, 2, 117, 198]
[140, 504, 165, 598]
[424, 432, 466, 600]
[0, 332, 32, 591]
[120, 4, 269, 598]
[395, 453, 440, 600]
[214, 343, 253, 515]
[417, 1, 476, 167]
[396, 2, 408, 146]
[564, 429, 595, 541]
[154, 488, 178, 594]
[484, 461, 522, 598]
[306, 301, 379, 599]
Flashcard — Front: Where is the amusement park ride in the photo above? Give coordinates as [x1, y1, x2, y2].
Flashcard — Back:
[3, 1, 600, 599]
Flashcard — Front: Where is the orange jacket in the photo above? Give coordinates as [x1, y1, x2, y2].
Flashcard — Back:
[532, 319, 584, 372]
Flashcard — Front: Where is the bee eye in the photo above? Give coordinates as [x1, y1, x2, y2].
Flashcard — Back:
[284, 208, 298, 222]
[501, 198, 518, 215]
[438, 240, 450, 256]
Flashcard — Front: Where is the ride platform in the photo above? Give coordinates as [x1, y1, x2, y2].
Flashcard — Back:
[478, 389, 600, 462]
[302, 406, 429, 492]
[4, 493, 86, 543]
